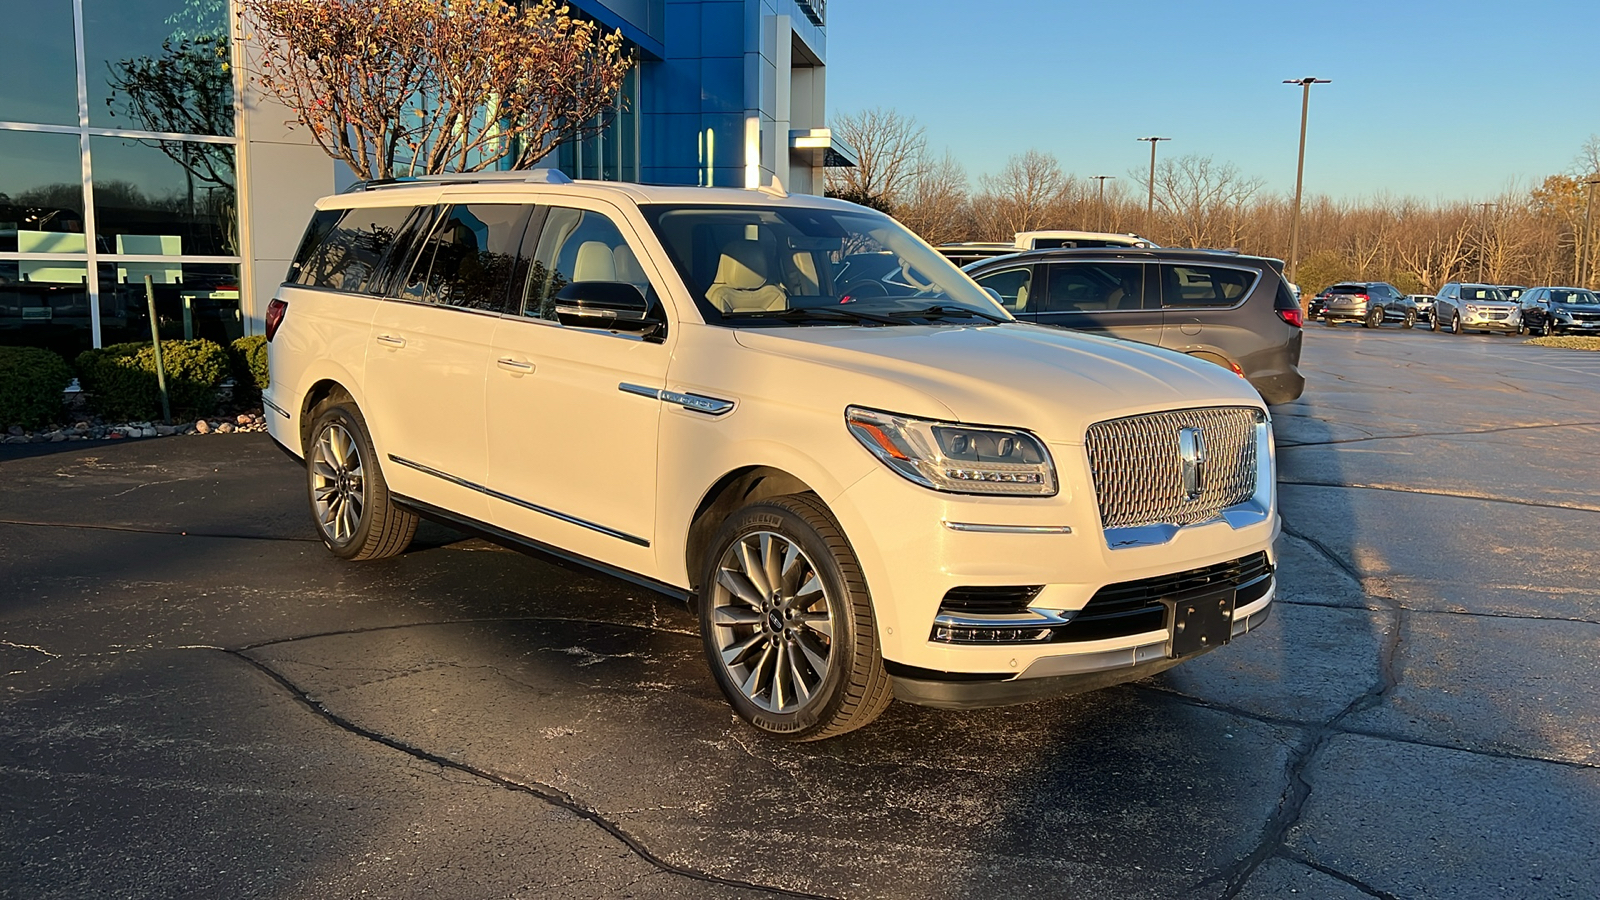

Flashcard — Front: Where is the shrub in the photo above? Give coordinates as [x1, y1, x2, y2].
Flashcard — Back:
[76, 339, 229, 420]
[229, 334, 269, 402]
[0, 346, 74, 428]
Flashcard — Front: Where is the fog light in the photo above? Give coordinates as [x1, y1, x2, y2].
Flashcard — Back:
[931, 625, 1054, 644]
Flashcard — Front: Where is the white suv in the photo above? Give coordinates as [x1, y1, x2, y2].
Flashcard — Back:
[263, 172, 1279, 740]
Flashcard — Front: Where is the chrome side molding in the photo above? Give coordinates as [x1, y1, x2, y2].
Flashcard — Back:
[619, 383, 735, 416]
[943, 522, 1073, 534]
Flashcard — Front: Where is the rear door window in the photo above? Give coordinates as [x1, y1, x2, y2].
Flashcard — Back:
[397, 204, 530, 312]
[972, 266, 1034, 313]
[1161, 264, 1256, 308]
[1038, 262, 1150, 313]
[294, 205, 420, 294]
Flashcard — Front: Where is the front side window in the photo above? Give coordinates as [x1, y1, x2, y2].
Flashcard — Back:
[1161, 265, 1256, 308]
[399, 204, 527, 311]
[972, 266, 1034, 313]
[641, 204, 1007, 327]
[519, 207, 653, 322]
[293, 205, 419, 294]
[1039, 263, 1149, 314]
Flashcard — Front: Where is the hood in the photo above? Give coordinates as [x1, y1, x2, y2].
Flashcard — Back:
[733, 323, 1262, 445]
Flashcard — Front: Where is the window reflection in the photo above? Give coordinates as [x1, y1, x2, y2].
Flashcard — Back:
[0, 0, 79, 126]
[91, 136, 237, 257]
[0, 131, 87, 254]
[98, 261, 241, 345]
[0, 261, 94, 358]
[86, 0, 233, 136]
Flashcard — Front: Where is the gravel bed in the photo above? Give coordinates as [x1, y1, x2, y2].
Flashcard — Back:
[3, 412, 269, 444]
[1525, 336, 1600, 351]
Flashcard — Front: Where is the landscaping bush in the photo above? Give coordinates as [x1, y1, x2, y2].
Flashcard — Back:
[76, 339, 229, 420]
[229, 334, 269, 402]
[0, 346, 74, 428]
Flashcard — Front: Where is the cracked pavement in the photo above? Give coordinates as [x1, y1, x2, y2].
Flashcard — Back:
[3, 326, 1599, 898]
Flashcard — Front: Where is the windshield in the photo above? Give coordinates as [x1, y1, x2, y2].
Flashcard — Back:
[1550, 289, 1599, 305]
[641, 204, 1009, 327]
[1460, 286, 1507, 302]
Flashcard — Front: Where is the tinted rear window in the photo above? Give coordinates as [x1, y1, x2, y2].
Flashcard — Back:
[294, 205, 420, 293]
[397, 204, 528, 311]
[1162, 265, 1256, 308]
[1327, 284, 1367, 294]
[286, 209, 343, 285]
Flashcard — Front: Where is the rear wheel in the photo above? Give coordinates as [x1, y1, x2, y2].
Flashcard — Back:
[1323, 314, 1337, 327]
[1430, 312, 1440, 332]
[1364, 307, 1383, 328]
[306, 401, 416, 560]
[699, 494, 893, 740]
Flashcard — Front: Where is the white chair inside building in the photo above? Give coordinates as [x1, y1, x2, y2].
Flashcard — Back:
[116, 234, 183, 285]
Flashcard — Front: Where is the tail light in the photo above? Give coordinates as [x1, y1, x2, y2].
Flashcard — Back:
[1353, 294, 1369, 302]
[265, 298, 288, 341]
[1277, 307, 1304, 327]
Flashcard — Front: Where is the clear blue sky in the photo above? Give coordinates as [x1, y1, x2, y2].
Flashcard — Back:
[826, 0, 1600, 201]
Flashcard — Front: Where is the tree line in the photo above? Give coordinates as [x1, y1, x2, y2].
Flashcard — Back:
[825, 108, 1600, 296]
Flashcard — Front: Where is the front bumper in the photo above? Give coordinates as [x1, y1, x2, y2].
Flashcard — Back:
[824, 434, 1279, 700]
[890, 599, 1273, 709]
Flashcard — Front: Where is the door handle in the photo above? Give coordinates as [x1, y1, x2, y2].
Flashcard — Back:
[375, 334, 406, 348]
[496, 357, 535, 374]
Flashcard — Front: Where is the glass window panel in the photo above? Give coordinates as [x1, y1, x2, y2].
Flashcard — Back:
[521, 208, 652, 322]
[1041, 263, 1148, 313]
[90, 135, 237, 257]
[98, 261, 241, 345]
[400, 204, 527, 311]
[0, 131, 87, 253]
[0, 261, 94, 357]
[84, 0, 234, 136]
[973, 266, 1034, 313]
[295, 205, 418, 294]
[1161, 264, 1256, 308]
[0, 0, 80, 126]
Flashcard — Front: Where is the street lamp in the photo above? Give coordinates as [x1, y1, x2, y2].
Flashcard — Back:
[1090, 175, 1115, 231]
[1283, 77, 1330, 295]
[1475, 202, 1496, 283]
[1582, 177, 1600, 288]
[1137, 137, 1169, 236]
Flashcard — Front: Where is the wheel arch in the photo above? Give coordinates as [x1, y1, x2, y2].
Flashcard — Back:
[298, 378, 357, 454]
[684, 465, 820, 604]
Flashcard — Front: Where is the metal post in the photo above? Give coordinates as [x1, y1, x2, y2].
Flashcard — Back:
[183, 293, 194, 340]
[1137, 138, 1169, 236]
[1582, 178, 1599, 288]
[1091, 175, 1114, 231]
[144, 275, 170, 424]
[1475, 202, 1495, 283]
[1283, 78, 1330, 296]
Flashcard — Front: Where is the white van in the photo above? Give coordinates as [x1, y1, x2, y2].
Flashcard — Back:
[262, 172, 1278, 740]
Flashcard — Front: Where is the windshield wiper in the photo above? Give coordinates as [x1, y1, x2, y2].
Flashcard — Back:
[888, 304, 1009, 324]
[730, 306, 904, 326]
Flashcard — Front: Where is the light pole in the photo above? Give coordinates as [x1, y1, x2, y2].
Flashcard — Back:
[1476, 202, 1496, 283]
[1283, 77, 1330, 295]
[1137, 137, 1169, 236]
[1582, 177, 1600, 288]
[1090, 175, 1115, 231]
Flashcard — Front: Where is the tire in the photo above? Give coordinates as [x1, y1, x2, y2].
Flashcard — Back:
[1545, 323, 1556, 337]
[1430, 312, 1440, 332]
[1364, 307, 1383, 328]
[1323, 314, 1337, 327]
[1402, 310, 1417, 330]
[305, 400, 417, 560]
[698, 494, 893, 741]
[1450, 313, 1463, 335]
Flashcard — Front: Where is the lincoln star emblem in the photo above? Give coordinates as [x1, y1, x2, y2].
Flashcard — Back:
[1178, 427, 1207, 500]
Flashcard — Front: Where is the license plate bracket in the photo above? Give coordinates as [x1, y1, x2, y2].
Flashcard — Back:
[1164, 589, 1236, 659]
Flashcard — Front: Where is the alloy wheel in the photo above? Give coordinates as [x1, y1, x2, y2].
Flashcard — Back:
[709, 531, 835, 714]
[311, 423, 365, 543]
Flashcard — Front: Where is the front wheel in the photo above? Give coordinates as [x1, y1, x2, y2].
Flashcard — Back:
[1402, 310, 1417, 329]
[306, 402, 417, 560]
[1450, 313, 1463, 335]
[699, 494, 893, 740]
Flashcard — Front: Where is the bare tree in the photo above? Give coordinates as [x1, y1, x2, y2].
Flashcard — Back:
[1140, 154, 1263, 249]
[825, 107, 928, 211]
[972, 150, 1070, 241]
[895, 151, 971, 246]
[238, 0, 631, 179]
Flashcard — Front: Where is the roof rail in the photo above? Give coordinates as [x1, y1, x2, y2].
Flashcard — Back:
[344, 168, 573, 192]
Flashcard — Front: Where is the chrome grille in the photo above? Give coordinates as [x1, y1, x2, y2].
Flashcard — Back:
[1085, 407, 1260, 530]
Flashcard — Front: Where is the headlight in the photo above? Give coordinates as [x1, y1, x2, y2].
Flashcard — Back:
[1555, 309, 1574, 320]
[845, 407, 1057, 496]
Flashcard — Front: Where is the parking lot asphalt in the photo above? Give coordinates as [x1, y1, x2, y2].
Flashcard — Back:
[3, 325, 1599, 899]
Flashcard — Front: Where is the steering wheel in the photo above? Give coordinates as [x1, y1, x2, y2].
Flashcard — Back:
[839, 279, 889, 299]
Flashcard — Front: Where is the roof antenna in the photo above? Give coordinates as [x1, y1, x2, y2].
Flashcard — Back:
[757, 175, 788, 198]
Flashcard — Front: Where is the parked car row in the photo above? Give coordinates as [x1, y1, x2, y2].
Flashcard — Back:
[1310, 280, 1599, 337]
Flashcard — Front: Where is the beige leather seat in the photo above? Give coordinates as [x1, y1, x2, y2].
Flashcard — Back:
[706, 240, 787, 313]
[573, 240, 617, 282]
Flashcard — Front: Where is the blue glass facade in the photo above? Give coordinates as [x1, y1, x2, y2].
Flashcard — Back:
[565, 0, 840, 193]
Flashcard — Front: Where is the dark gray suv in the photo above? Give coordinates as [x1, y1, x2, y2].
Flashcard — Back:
[964, 248, 1305, 404]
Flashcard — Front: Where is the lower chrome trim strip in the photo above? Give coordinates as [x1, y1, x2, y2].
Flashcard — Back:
[387, 454, 649, 547]
[261, 395, 291, 419]
[943, 522, 1072, 534]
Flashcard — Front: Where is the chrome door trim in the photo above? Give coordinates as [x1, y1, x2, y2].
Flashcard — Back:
[618, 382, 734, 416]
[387, 454, 649, 547]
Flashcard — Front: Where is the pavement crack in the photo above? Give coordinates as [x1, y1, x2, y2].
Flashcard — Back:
[0, 640, 60, 658]
[0, 518, 320, 543]
[1280, 852, 1402, 900]
[1278, 480, 1600, 514]
[1276, 418, 1600, 450]
[238, 615, 696, 652]
[224, 648, 840, 900]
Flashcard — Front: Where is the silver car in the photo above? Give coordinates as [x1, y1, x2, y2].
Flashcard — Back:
[1431, 282, 1518, 335]
[1408, 294, 1435, 322]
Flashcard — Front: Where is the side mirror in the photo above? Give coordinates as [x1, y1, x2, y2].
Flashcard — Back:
[981, 286, 1004, 304]
[553, 281, 665, 339]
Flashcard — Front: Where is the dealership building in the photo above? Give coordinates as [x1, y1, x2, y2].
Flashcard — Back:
[0, 0, 851, 356]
